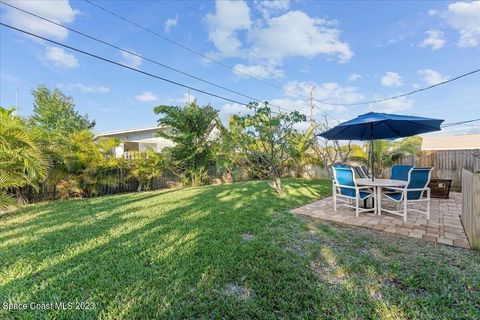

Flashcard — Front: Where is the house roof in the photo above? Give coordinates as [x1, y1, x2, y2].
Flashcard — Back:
[421, 133, 480, 151]
[95, 126, 163, 137]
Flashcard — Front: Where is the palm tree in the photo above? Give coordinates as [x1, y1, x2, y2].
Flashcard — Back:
[0, 107, 49, 207]
[129, 148, 166, 191]
[154, 101, 219, 186]
[350, 137, 422, 177]
[51, 130, 123, 198]
[288, 124, 316, 177]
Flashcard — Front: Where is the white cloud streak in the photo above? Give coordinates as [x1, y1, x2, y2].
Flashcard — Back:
[381, 72, 403, 87]
[44, 46, 78, 68]
[419, 30, 446, 50]
[443, 1, 480, 47]
[164, 15, 179, 33]
[135, 91, 158, 102]
[120, 50, 142, 69]
[418, 69, 448, 85]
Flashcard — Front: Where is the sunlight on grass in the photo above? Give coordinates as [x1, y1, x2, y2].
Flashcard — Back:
[1, 178, 479, 319]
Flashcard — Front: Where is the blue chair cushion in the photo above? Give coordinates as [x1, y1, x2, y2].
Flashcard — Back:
[384, 191, 426, 201]
[339, 188, 372, 199]
[391, 165, 413, 181]
[384, 192, 402, 201]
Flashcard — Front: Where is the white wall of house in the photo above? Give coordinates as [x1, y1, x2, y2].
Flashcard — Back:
[95, 127, 175, 157]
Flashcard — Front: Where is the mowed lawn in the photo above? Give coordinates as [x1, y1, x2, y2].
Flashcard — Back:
[1, 179, 479, 319]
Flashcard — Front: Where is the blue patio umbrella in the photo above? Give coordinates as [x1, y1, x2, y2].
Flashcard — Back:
[318, 112, 444, 180]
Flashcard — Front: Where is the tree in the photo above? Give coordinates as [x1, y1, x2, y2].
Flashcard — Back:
[0, 107, 49, 206]
[154, 100, 220, 186]
[29, 85, 95, 135]
[312, 114, 352, 167]
[129, 148, 166, 191]
[233, 102, 306, 195]
[52, 130, 123, 198]
[287, 124, 316, 177]
[350, 137, 422, 177]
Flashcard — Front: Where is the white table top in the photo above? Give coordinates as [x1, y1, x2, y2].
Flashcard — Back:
[356, 178, 407, 187]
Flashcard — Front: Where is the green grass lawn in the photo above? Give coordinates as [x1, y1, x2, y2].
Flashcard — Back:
[1, 179, 479, 319]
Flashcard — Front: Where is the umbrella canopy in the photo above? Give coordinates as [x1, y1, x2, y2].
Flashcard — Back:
[318, 112, 444, 181]
[318, 112, 444, 141]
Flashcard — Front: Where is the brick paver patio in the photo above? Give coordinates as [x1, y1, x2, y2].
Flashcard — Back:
[292, 192, 470, 249]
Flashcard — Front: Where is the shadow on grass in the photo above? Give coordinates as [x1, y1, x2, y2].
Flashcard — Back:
[0, 179, 336, 319]
[302, 217, 480, 319]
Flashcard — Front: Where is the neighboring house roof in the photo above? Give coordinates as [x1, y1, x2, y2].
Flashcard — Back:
[95, 126, 162, 137]
[421, 134, 480, 151]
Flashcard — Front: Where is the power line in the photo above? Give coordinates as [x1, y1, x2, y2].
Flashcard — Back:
[442, 118, 480, 128]
[83, 0, 289, 93]
[85, 0, 480, 113]
[82, 0, 342, 121]
[0, 1, 296, 115]
[0, 22, 253, 106]
[315, 68, 480, 107]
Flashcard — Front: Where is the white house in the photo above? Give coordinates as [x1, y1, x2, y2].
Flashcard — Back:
[95, 126, 175, 157]
[95, 125, 222, 158]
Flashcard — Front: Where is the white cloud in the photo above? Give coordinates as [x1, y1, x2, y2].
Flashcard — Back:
[233, 63, 284, 79]
[135, 91, 158, 102]
[218, 102, 252, 123]
[248, 11, 353, 63]
[205, 1, 353, 71]
[62, 83, 110, 93]
[206, 0, 251, 58]
[164, 15, 179, 33]
[255, 0, 290, 19]
[381, 72, 403, 87]
[165, 92, 198, 105]
[120, 50, 142, 68]
[282, 80, 364, 113]
[443, 1, 480, 47]
[428, 9, 437, 16]
[419, 30, 446, 50]
[370, 96, 414, 113]
[348, 73, 362, 82]
[418, 69, 448, 85]
[1, 0, 78, 40]
[44, 46, 78, 68]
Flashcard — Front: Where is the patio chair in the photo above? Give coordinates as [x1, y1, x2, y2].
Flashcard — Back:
[360, 165, 370, 178]
[354, 165, 369, 178]
[390, 165, 413, 181]
[328, 163, 350, 179]
[381, 167, 432, 222]
[332, 166, 375, 217]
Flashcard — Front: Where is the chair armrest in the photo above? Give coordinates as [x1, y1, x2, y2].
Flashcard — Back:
[405, 187, 430, 192]
[336, 184, 357, 189]
[382, 187, 405, 192]
[357, 186, 374, 190]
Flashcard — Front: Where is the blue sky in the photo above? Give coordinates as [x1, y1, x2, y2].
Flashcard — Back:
[1, 0, 479, 135]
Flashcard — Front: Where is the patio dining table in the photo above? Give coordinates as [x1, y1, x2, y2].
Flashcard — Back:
[356, 178, 407, 215]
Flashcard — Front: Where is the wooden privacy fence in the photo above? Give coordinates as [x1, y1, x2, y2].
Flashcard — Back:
[461, 167, 480, 250]
[396, 149, 480, 189]
[20, 165, 266, 203]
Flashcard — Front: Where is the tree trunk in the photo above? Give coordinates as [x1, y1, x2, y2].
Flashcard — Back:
[269, 176, 283, 195]
[15, 187, 28, 205]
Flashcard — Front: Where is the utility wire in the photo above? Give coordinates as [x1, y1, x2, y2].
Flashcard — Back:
[85, 0, 480, 111]
[315, 68, 480, 107]
[0, 22, 253, 107]
[0, 1, 297, 115]
[81, 0, 343, 120]
[83, 0, 289, 93]
[442, 118, 480, 127]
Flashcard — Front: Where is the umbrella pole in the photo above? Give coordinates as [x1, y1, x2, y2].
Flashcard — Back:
[371, 137, 374, 182]
[370, 123, 374, 182]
